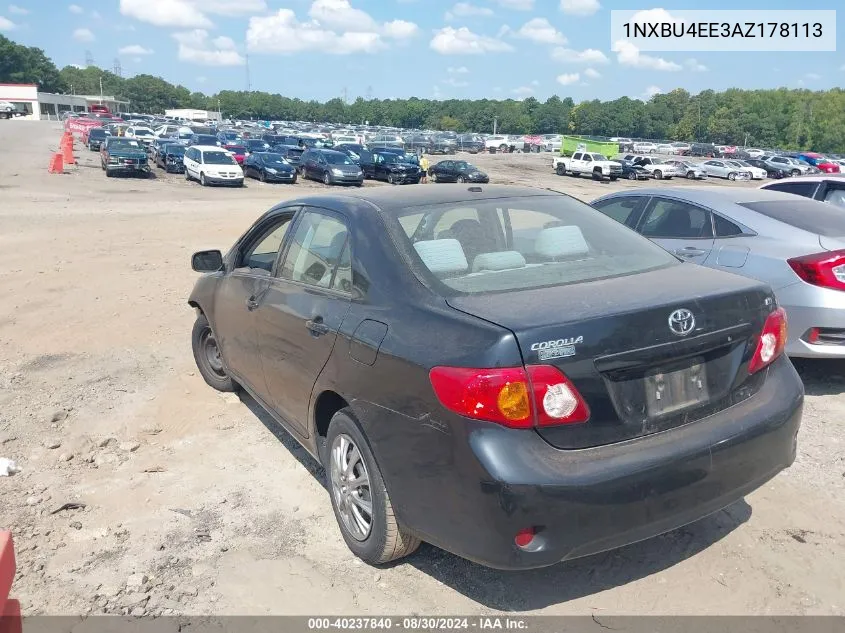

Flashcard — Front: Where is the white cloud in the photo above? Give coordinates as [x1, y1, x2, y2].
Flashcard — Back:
[443, 77, 469, 87]
[613, 40, 681, 71]
[556, 72, 579, 85]
[8, 4, 27, 15]
[91, 10, 102, 19]
[200, 0, 266, 16]
[492, 0, 533, 9]
[629, 8, 681, 25]
[512, 85, 534, 96]
[119, 0, 213, 28]
[551, 46, 608, 64]
[383, 19, 418, 39]
[68, 4, 83, 13]
[805, 72, 821, 80]
[685, 58, 707, 72]
[73, 27, 95, 42]
[309, 0, 376, 31]
[119, 44, 154, 55]
[248, 9, 382, 54]
[196, 76, 207, 83]
[583, 67, 600, 78]
[642, 85, 662, 99]
[560, 0, 600, 16]
[445, 2, 493, 21]
[173, 29, 246, 65]
[515, 17, 566, 45]
[447, 65, 469, 74]
[0, 15, 15, 30]
[430, 26, 514, 54]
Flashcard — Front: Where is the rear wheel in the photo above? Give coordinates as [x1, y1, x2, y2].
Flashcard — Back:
[791, 169, 801, 177]
[654, 170, 663, 180]
[259, 170, 266, 183]
[457, 175, 466, 184]
[728, 172, 737, 181]
[323, 171, 332, 185]
[687, 171, 696, 180]
[325, 410, 421, 565]
[627, 171, 637, 180]
[191, 314, 237, 392]
[498, 144, 508, 153]
[555, 164, 566, 176]
[430, 172, 438, 183]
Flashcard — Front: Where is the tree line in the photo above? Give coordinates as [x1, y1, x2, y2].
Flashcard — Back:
[2, 34, 842, 151]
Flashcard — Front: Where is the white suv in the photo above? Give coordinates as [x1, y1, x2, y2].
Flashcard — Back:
[0, 101, 15, 119]
[183, 145, 244, 187]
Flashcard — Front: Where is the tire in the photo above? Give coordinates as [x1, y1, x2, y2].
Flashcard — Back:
[300, 166, 307, 179]
[200, 172, 208, 186]
[687, 171, 696, 180]
[291, 174, 297, 184]
[430, 172, 438, 183]
[592, 170, 602, 181]
[791, 169, 801, 177]
[498, 144, 508, 153]
[105, 169, 113, 178]
[325, 409, 421, 565]
[610, 175, 618, 181]
[191, 313, 237, 393]
[654, 170, 663, 180]
[555, 164, 566, 176]
[185, 169, 192, 181]
[387, 173, 396, 185]
[627, 171, 637, 180]
[323, 171, 332, 185]
[259, 170, 266, 183]
[456, 175, 465, 184]
[728, 172, 737, 181]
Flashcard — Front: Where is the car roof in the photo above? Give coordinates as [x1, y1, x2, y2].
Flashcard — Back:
[595, 185, 807, 206]
[192, 145, 227, 152]
[281, 184, 554, 216]
[759, 174, 845, 185]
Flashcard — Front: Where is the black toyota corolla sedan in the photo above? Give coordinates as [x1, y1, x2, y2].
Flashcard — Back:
[188, 185, 803, 570]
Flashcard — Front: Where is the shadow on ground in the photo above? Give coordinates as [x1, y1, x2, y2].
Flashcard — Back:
[792, 358, 845, 396]
[241, 392, 753, 610]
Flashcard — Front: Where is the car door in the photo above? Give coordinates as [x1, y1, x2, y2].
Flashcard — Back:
[212, 211, 297, 397]
[439, 160, 455, 181]
[636, 196, 715, 264]
[702, 160, 725, 178]
[255, 207, 352, 435]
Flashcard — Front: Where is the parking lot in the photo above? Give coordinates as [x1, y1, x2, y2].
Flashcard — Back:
[1, 120, 844, 616]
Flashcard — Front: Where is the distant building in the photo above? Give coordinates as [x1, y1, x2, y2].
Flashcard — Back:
[164, 108, 221, 123]
[0, 83, 129, 120]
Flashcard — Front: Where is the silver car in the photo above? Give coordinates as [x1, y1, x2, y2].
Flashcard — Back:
[665, 160, 708, 180]
[700, 159, 752, 181]
[591, 187, 845, 359]
[763, 155, 812, 176]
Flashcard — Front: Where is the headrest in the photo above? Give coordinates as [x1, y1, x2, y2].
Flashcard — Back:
[472, 251, 527, 273]
[534, 225, 589, 258]
[413, 239, 468, 275]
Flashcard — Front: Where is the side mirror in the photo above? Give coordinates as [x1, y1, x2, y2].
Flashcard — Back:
[192, 249, 224, 273]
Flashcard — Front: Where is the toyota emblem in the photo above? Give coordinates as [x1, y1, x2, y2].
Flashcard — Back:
[668, 308, 695, 336]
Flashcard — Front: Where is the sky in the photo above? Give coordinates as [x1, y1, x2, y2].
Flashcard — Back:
[0, 0, 843, 102]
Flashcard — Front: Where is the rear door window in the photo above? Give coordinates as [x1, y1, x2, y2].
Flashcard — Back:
[639, 198, 713, 239]
[763, 181, 819, 198]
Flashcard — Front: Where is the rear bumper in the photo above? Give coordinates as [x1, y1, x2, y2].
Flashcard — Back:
[367, 355, 802, 570]
[779, 282, 845, 358]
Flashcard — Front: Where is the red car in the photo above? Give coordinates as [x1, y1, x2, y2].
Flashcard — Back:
[225, 145, 247, 164]
[797, 152, 840, 174]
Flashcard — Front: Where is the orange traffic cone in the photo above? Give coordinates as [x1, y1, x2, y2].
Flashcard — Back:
[48, 152, 64, 173]
[61, 142, 75, 165]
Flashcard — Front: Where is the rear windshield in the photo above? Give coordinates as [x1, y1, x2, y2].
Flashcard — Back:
[740, 200, 845, 236]
[392, 196, 678, 295]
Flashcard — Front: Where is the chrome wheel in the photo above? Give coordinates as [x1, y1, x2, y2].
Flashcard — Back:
[330, 434, 373, 542]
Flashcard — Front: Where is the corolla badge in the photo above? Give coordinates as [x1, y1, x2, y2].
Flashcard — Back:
[668, 309, 695, 336]
[531, 336, 583, 360]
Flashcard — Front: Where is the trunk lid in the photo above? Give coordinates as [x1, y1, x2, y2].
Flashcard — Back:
[446, 264, 773, 449]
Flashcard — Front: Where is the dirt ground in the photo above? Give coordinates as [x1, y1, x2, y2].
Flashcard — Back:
[1, 120, 843, 617]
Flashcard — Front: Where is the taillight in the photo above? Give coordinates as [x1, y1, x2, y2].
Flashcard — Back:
[429, 365, 590, 429]
[748, 307, 788, 374]
[788, 250, 845, 291]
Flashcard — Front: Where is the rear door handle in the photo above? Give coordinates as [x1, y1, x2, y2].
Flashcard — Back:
[246, 296, 260, 310]
[306, 317, 330, 336]
[674, 247, 707, 258]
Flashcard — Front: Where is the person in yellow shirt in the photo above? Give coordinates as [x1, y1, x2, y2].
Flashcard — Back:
[419, 155, 430, 184]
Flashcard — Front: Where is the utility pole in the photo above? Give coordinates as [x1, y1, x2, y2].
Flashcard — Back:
[113, 58, 122, 78]
[342, 87, 348, 104]
[84, 50, 94, 67]
[245, 53, 251, 92]
[365, 85, 373, 100]
[217, 98, 221, 121]
[493, 116, 498, 135]
[99, 76, 103, 104]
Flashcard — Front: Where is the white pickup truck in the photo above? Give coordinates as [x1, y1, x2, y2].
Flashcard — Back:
[553, 152, 623, 181]
[0, 101, 15, 119]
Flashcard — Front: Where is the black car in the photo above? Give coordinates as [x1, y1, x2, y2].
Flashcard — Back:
[155, 143, 186, 173]
[456, 134, 484, 154]
[189, 134, 220, 147]
[689, 143, 721, 158]
[188, 185, 802, 570]
[243, 152, 298, 184]
[745, 158, 791, 179]
[430, 134, 458, 155]
[86, 127, 110, 151]
[299, 148, 364, 186]
[244, 138, 271, 154]
[429, 159, 489, 184]
[617, 160, 650, 180]
[364, 150, 421, 185]
[271, 144, 305, 168]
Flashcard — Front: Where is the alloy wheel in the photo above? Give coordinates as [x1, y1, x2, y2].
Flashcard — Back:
[330, 434, 373, 541]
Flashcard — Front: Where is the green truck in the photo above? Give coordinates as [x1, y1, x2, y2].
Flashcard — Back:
[559, 136, 619, 157]
[100, 138, 151, 178]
